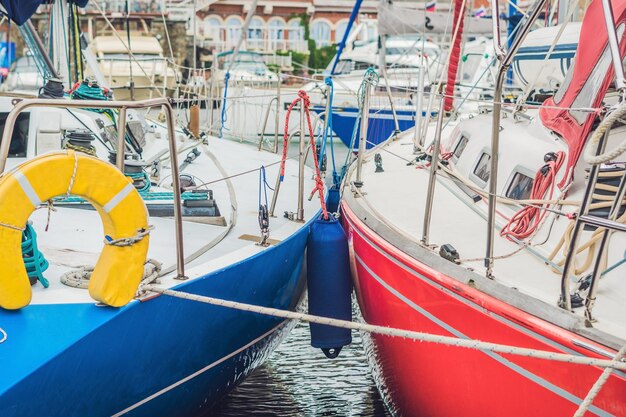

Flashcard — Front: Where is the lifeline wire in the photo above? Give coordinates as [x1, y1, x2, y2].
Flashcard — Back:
[141, 284, 626, 371]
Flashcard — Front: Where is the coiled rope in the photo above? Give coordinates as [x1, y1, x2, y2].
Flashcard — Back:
[140, 284, 626, 371]
[219, 72, 230, 139]
[22, 223, 49, 288]
[584, 102, 626, 165]
[61, 259, 162, 289]
[501, 151, 566, 241]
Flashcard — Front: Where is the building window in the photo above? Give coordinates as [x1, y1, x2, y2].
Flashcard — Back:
[247, 17, 264, 50]
[335, 20, 350, 44]
[311, 20, 331, 47]
[268, 18, 285, 50]
[204, 17, 221, 41]
[226, 17, 242, 44]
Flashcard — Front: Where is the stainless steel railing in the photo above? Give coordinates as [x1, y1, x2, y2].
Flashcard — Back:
[0, 97, 187, 280]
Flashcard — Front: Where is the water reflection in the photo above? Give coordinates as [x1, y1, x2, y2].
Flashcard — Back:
[213, 316, 390, 416]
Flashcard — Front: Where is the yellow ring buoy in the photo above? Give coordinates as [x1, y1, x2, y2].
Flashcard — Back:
[0, 150, 150, 310]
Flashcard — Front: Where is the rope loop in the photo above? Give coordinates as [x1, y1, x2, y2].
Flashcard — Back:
[104, 225, 154, 247]
[279, 90, 329, 220]
[584, 102, 626, 165]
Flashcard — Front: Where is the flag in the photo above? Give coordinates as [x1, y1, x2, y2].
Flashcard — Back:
[425, 0, 437, 12]
[473, 6, 486, 17]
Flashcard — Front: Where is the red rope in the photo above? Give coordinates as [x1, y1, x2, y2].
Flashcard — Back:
[280, 90, 329, 220]
[500, 151, 566, 241]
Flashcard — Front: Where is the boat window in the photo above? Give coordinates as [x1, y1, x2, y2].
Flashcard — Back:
[453, 135, 469, 160]
[0, 112, 30, 157]
[473, 152, 491, 183]
[333, 60, 354, 75]
[506, 171, 534, 200]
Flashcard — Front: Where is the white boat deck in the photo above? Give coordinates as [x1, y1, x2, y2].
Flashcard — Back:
[349, 120, 626, 342]
[24, 134, 320, 306]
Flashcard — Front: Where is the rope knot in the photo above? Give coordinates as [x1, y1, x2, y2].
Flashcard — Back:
[297, 90, 311, 107]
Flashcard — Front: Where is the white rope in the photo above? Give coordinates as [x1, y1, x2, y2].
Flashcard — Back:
[584, 103, 626, 165]
[0, 221, 25, 232]
[141, 284, 626, 371]
[61, 259, 162, 289]
[0, 327, 6, 344]
[104, 226, 153, 247]
[573, 342, 626, 417]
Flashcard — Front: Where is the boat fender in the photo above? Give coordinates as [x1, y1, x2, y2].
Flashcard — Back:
[0, 151, 150, 310]
[307, 214, 352, 358]
[325, 187, 341, 214]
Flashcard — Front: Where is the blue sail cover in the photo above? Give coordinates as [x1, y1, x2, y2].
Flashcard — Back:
[0, 0, 88, 25]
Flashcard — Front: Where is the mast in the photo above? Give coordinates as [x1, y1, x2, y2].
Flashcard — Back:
[329, 0, 364, 75]
[51, 0, 72, 87]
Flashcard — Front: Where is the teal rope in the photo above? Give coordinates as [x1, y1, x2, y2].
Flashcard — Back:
[341, 67, 379, 178]
[22, 224, 49, 288]
[56, 190, 209, 204]
[219, 72, 231, 139]
[126, 171, 151, 193]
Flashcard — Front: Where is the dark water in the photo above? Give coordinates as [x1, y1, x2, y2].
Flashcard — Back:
[210, 139, 388, 416]
[212, 304, 391, 417]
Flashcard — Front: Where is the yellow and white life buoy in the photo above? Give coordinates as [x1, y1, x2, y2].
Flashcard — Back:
[0, 150, 150, 310]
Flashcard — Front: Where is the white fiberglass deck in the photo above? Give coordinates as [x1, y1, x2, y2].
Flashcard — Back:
[26, 135, 319, 306]
[347, 114, 626, 342]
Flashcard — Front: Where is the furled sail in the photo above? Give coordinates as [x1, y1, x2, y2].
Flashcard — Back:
[378, 1, 494, 36]
[0, 0, 88, 25]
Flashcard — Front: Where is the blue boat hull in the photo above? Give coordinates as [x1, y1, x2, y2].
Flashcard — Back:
[0, 226, 309, 417]
[313, 106, 418, 150]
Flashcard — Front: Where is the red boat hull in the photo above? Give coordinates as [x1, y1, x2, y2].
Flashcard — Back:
[342, 202, 626, 417]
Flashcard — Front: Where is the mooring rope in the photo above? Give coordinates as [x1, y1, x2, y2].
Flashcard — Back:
[140, 284, 626, 371]
[573, 343, 626, 417]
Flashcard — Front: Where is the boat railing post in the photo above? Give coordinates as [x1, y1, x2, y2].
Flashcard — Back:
[355, 79, 372, 188]
[601, 0, 626, 99]
[583, 167, 626, 324]
[297, 100, 306, 222]
[421, 93, 445, 247]
[275, 74, 281, 153]
[414, 65, 425, 151]
[269, 130, 300, 217]
[258, 96, 278, 151]
[116, 106, 127, 171]
[559, 129, 611, 311]
[419, 82, 437, 147]
[162, 99, 187, 280]
[484, 0, 549, 278]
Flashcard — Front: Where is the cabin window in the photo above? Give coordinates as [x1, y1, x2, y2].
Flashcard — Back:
[453, 135, 469, 161]
[506, 171, 534, 200]
[0, 112, 29, 157]
[473, 152, 491, 184]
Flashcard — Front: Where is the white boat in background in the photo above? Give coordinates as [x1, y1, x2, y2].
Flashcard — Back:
[87, 30, 179, 100]
[1, 54, 43, 94]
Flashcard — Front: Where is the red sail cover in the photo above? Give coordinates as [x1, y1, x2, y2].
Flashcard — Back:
[444, 0, 467, 112]
[539, 0, 626, 186]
